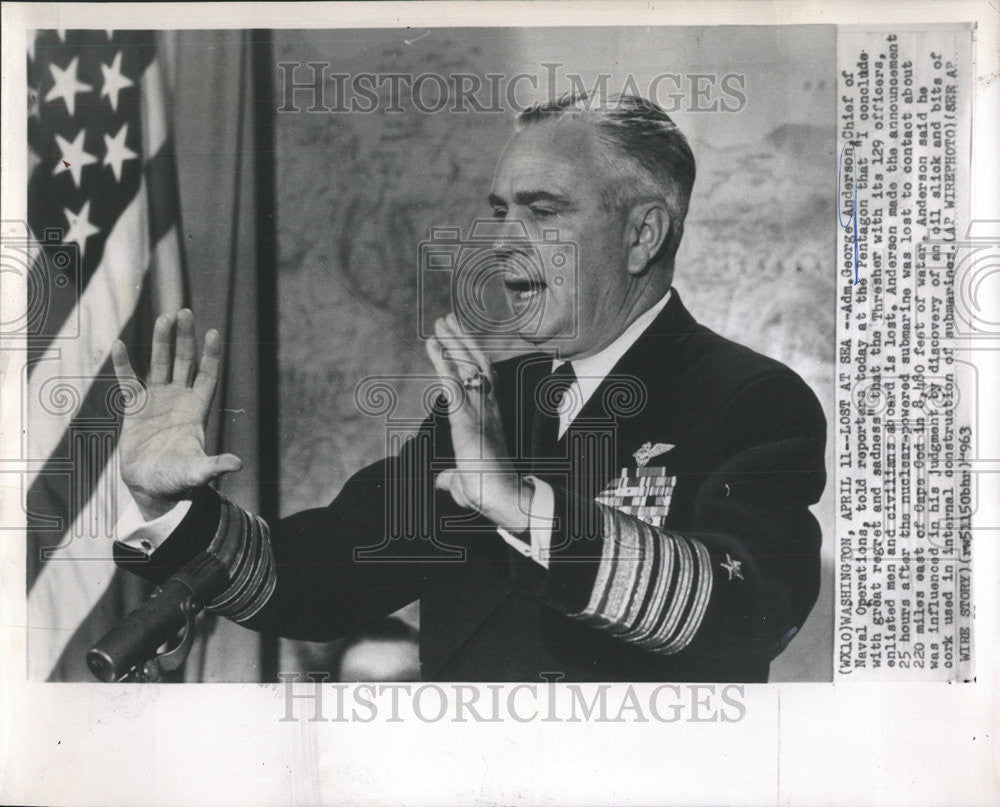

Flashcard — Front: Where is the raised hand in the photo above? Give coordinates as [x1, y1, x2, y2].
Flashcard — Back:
[425, 314, 531, 534]
[112, 308, 242, 520]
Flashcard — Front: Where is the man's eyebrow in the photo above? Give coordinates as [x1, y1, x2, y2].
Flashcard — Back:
[487, 190, 572, 207]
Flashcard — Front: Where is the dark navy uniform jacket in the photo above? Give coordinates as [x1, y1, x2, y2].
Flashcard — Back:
[116, 291, 827, 682]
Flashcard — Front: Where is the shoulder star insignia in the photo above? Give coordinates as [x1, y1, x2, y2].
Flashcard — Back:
[633, 441, 675, 467]
[721, 553, 744, 581]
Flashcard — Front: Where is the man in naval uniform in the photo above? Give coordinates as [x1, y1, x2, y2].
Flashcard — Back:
[111, 93, 827, 682]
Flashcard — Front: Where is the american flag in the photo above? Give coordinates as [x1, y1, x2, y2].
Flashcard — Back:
[26, 30, 187, 681]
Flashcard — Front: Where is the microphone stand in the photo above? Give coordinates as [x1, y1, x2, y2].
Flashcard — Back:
[86, 552, 228, 682]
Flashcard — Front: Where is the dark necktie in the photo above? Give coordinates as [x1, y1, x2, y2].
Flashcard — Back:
[530, 362, 576, 473]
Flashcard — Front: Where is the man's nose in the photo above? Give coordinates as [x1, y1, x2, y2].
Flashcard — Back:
[491, 217, 531, 254]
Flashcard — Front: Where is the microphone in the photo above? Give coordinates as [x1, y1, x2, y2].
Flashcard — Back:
[87, 552, 228, 682]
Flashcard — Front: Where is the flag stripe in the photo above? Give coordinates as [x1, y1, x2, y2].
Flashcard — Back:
[139, 53, 169, 157]
[146, 146, 181, 245]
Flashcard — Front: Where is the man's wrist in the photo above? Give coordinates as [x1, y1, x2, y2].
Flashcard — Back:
[495, 476, 554, 569]
[490, 475, 533, 535]
[131, 489, 182, 522]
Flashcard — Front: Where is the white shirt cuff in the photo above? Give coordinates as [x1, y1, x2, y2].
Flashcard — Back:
[115, 496, 192, 555]
[496, 476, 555, 569]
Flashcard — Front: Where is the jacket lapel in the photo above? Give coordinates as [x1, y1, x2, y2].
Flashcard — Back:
[571, 289, 698, 429]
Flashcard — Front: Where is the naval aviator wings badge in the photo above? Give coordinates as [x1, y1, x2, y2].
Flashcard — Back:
[633, 441, 674, 467]
[595, 441, 677, 528]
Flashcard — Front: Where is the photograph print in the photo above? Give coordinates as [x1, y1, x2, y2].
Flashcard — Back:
[23, 25, 836, 683]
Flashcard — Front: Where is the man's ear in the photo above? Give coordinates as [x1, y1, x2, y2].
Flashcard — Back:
[625, 201, 671, 276]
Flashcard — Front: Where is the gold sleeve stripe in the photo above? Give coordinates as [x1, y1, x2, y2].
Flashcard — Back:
[613, 522, 662, 640]
[615, 520, 672, 643]
[655, 538, 713, 654]
[636, 532, 693, 650]
[577, 512, 621, 630]
[570, 504, 713, 655]
[575, 510, 637, 632]
[204, 496, 277, 623]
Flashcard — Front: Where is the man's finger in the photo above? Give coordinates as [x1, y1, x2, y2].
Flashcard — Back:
[432, 316, 461, 371]
[426, 333, 456, 383]
[173, 308, 197, 387]
[110, 340, 138, 384]
[435, 316, 480, 386]
[445, 313, 493, 379]
[193, 328, 222, 404]
[191, 453, 244, 485]
[427, 335, 472, 416]
[149, 314, 175, 385]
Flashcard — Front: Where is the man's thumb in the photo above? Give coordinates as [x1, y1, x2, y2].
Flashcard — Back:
[200, 453, 244, 480]
[435, 469, 454, 491]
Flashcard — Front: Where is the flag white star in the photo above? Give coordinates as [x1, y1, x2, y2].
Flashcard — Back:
[99, 51, 133, 112]
[46, 56, 92, 117]
[53, 129, 98, 188]
[62, 201, 101, 259]
[103, 122, 138, 182]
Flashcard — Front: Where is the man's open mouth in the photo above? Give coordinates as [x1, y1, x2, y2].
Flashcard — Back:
[502, 275, 546, 301]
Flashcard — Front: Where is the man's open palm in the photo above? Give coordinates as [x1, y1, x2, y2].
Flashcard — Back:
[112, 309, 242, 519]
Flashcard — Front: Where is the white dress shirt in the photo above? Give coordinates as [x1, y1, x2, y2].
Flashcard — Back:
[117, 291, 674, 569]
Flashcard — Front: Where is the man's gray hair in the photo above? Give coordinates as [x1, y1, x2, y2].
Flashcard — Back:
[516, 92, 696, 263]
